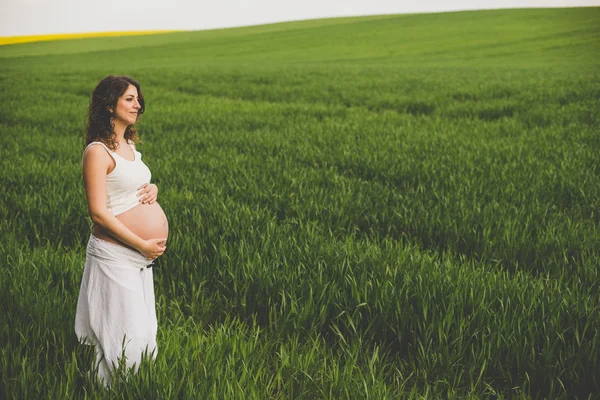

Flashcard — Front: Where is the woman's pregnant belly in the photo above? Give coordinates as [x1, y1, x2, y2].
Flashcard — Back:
[92, 202, 169, 250]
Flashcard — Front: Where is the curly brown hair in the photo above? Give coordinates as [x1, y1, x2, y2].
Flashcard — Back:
[85, 75, 145, 150]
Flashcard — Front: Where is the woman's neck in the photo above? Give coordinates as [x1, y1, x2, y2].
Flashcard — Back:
[113, 120, 128, 143]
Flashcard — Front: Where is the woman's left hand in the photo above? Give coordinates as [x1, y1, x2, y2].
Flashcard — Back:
[137, 183, 158, 204]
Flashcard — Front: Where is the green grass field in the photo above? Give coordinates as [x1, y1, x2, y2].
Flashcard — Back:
[1, 7, 599, 399]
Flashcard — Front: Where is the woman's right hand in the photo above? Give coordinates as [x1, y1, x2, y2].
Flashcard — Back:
[140, 238, 167, 260]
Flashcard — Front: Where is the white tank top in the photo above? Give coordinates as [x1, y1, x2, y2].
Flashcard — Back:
[83, 141, 152, 216]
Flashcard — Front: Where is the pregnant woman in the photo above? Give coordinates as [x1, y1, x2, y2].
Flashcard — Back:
[75, 75, 168, 385]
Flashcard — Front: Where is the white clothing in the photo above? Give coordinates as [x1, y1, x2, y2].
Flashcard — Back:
[75, 234, 157, 385]
[83, 141, 152, 216]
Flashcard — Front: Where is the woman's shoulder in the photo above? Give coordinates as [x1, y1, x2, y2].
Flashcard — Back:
[85, 141, 113, 153]
[82, 142, 116, 165]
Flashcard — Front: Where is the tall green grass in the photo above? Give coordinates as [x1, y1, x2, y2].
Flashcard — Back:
[1, 7, 599, 399]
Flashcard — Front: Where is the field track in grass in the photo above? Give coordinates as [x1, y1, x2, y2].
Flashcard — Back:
[1, 7, 599, 399]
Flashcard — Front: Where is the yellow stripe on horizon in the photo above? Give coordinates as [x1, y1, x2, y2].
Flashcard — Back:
[0, 30, 182, 46]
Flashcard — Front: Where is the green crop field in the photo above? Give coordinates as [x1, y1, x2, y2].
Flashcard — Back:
[1, 7, 599, 399]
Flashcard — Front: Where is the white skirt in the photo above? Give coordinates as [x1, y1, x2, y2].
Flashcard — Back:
[75, 234, 157, 385]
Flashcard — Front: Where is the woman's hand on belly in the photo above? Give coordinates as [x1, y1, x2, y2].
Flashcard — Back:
[137, 183, 158, 204]
[140, 238, 167, 260]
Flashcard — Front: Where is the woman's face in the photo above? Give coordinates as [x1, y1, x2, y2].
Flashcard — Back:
[112, 84, 141, 126]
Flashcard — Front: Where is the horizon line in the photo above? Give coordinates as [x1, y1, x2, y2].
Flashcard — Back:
[1, 5, 597, 47]
[0, 30, 182, 46]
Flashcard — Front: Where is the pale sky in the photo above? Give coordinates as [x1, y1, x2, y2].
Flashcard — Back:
[1, 0, 598, 37]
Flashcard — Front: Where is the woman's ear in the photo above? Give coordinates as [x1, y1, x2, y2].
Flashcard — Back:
[106, 106, 113, 114]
